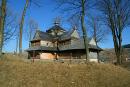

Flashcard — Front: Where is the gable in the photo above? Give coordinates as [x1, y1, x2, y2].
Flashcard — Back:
[71, 30, 80, 39]
[89, 38, 96, 45]
[33, 31, 40, 40]
[46, 25, 66, 35]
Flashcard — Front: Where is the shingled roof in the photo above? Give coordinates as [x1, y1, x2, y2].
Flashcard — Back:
[58, 29, 75, 41]
[31, 28, 77, 42]
[28, 25, 102, 52]
[31, 30, 54, 41]
[59, 38, 102, 51]
[26, 46, 57, 51]
[27, 38, 102, 52]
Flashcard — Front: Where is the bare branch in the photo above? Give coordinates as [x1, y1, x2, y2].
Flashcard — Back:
[96, 0, 130, 64]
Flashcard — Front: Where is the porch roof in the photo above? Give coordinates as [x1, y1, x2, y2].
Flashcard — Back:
[26, 46, 57, 52]
[26, 44, 102, 52]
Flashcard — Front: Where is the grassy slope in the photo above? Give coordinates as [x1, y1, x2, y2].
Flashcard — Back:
[0, 55, 130, 87]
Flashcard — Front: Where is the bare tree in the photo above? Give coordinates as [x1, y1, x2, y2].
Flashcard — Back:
[19, 0, 41, 54]
[27, 18, 38, 47]
[88, 16, 108, 45]
[0, 0, 18, 55]
[68, 15, 80, 28]
[15, 34, 19, 54]
[96, 0, 130, 64]
[55, 0, 93, 61]
[19, 0, 29, 54]
[4, 9, 18, 44]
[0, 0, 6, 55]
[68, 14, 82, 35]
[87, 16, 108, 62]
[81, 0, 89, 61]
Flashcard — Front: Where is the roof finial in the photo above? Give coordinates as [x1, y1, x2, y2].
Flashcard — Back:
[54, 17, 61, 26]
[73, 25, 77, 30]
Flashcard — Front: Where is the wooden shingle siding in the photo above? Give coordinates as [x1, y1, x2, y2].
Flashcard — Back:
[31, 41, 40, 47]
[40, 41, 53, 47]
[89, 52, 97, 59]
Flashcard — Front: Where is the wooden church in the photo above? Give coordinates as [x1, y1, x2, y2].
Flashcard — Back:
[26, 22, 102, 62]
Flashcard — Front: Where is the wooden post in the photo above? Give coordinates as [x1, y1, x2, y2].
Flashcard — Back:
[56, 53, 58, 60]
[97, 51, 100, 63]
[54, 53, 57, 60]
[70, 53, 72, 64]
[33, 50, 35, 62]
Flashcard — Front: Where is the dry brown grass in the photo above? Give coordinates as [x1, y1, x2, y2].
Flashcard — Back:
[120, 62, 130, 71]
[0, 54, 130, 87]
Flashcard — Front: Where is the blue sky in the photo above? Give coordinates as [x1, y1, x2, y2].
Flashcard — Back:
[3, 0, 130, 52]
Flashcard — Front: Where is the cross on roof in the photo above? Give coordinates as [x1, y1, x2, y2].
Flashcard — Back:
[54, 21, 59, 25]
[54, 17, 61, 26]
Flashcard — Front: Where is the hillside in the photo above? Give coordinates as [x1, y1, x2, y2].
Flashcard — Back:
[99, 48, 130, 63]
[0, 55, 130, 87]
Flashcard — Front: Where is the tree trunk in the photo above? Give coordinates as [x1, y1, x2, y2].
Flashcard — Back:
[0, 0, 6, 55]
[81, 0, 89, 61]
[119, 35, 123, 64]
[117, 31, 122, 64]
[29, 31, 32, 47]
[93, 19, 100, 63]
[56, 40, 58, 60]
[19, 0, 29, 54]
[118, 15, 123, 64]
[96, 0, 128, 65]
[112, 31, 121, 65]
[16, 35, 19, 54]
